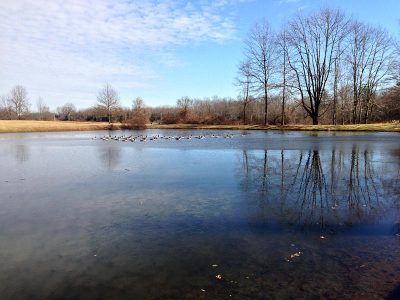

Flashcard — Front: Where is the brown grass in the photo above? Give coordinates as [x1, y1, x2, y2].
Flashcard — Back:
[0, 120, 123, 133]
[0, 120, 399, 133]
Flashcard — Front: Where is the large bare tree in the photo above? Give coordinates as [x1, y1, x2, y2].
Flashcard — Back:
[245, 20, 276, 125]
[97, 84, 120, 123]
[286, 9, 348, 125]
[9, 85, 30, 120]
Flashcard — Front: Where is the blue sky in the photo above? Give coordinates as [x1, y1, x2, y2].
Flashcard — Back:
[0, 0, 399, 109]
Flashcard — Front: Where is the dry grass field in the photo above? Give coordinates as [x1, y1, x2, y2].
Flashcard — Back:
[0, 120, 399, 133]
[0, 120, 122, 133]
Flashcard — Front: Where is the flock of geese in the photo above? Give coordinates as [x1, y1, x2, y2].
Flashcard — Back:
[94, 133, 241, 143]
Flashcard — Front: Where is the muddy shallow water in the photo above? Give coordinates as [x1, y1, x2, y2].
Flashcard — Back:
[0, 130, 399, 299]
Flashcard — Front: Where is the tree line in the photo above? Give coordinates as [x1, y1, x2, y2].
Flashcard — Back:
[1, 8, 399, 125]
[237, 8, 399, 125]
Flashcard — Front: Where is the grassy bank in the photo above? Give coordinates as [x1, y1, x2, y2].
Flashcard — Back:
[0, 120, 122, 133]
[0, 120, 399, 133]
[148, 123, 400, 132]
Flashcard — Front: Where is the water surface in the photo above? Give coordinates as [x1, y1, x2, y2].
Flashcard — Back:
[0, 130, 399, 299]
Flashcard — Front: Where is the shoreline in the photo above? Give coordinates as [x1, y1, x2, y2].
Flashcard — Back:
[0, 120, 399, 133]
[147, 123, 400, 132]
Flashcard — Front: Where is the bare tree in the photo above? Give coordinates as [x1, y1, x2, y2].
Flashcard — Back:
[57, 103, 76, 121]
[347, 22, 394, 123]
[128, 97, 148, 128]
[394, 20, 400, 84]
[348, 21, 369, 124]
[395, 41, 400, 84]
[281, 32, 288, 125]
[9, 85, 30, 120]
[97, 84, 120, 123]
[245, 20, 276, 125]
[177, 96, 193, 121]
[36, 97, 50, 120]
[236, 60, 254, 124]
[361, 28, 394, 123]
[133, 97, 145, 112]
[338, 83, 352, 124]
[329, 34, 350, 125]
[276, 29, 291, 125]
[0, 95, 13, 119]
[286, 9, 349, 125]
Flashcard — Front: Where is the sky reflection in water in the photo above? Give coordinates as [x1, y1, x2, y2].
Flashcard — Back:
[0, 130, 399, 299]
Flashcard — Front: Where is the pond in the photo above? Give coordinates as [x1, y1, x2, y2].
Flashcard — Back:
[0, 130, 399, 299]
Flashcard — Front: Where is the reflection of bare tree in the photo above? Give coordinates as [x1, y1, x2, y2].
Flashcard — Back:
[241, 150, 249, 189]
[330, 149, 338, 207]
[241, 150, 278, 224]
[344, 147, 381, 224]
[238, 148, 399, 228]
[296, 150, 328, 226]
[15, 144, 29, 163]
[99, 145, 121, 171]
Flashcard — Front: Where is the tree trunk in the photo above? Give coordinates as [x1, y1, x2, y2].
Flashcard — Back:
[264, 88, 268, 125]
[332, 97, 337, 125]
[363, 101, 370, 124]
[243, 104, 247, 125]
[312, 114, 318, 125]
[352, 73, 358, 124]
[332, 58, 338, 125]
[282, 49, 286, 126]
[352, 105, 357, 124]
[357, 104, 362, 124]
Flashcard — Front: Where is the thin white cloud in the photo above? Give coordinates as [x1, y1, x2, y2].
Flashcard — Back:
[0, 0, 239, 108]
[297, 4, 309, 11]
[278, 0, 302, 4]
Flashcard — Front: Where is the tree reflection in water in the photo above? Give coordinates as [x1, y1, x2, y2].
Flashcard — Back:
[98, 145, 121, 171]
[15, 144, 29, 163]
[239, 148, 400, 230]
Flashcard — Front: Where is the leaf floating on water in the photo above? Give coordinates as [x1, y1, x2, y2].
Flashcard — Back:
[215, 274, 223, 280]
[290, 252, 302, 259]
